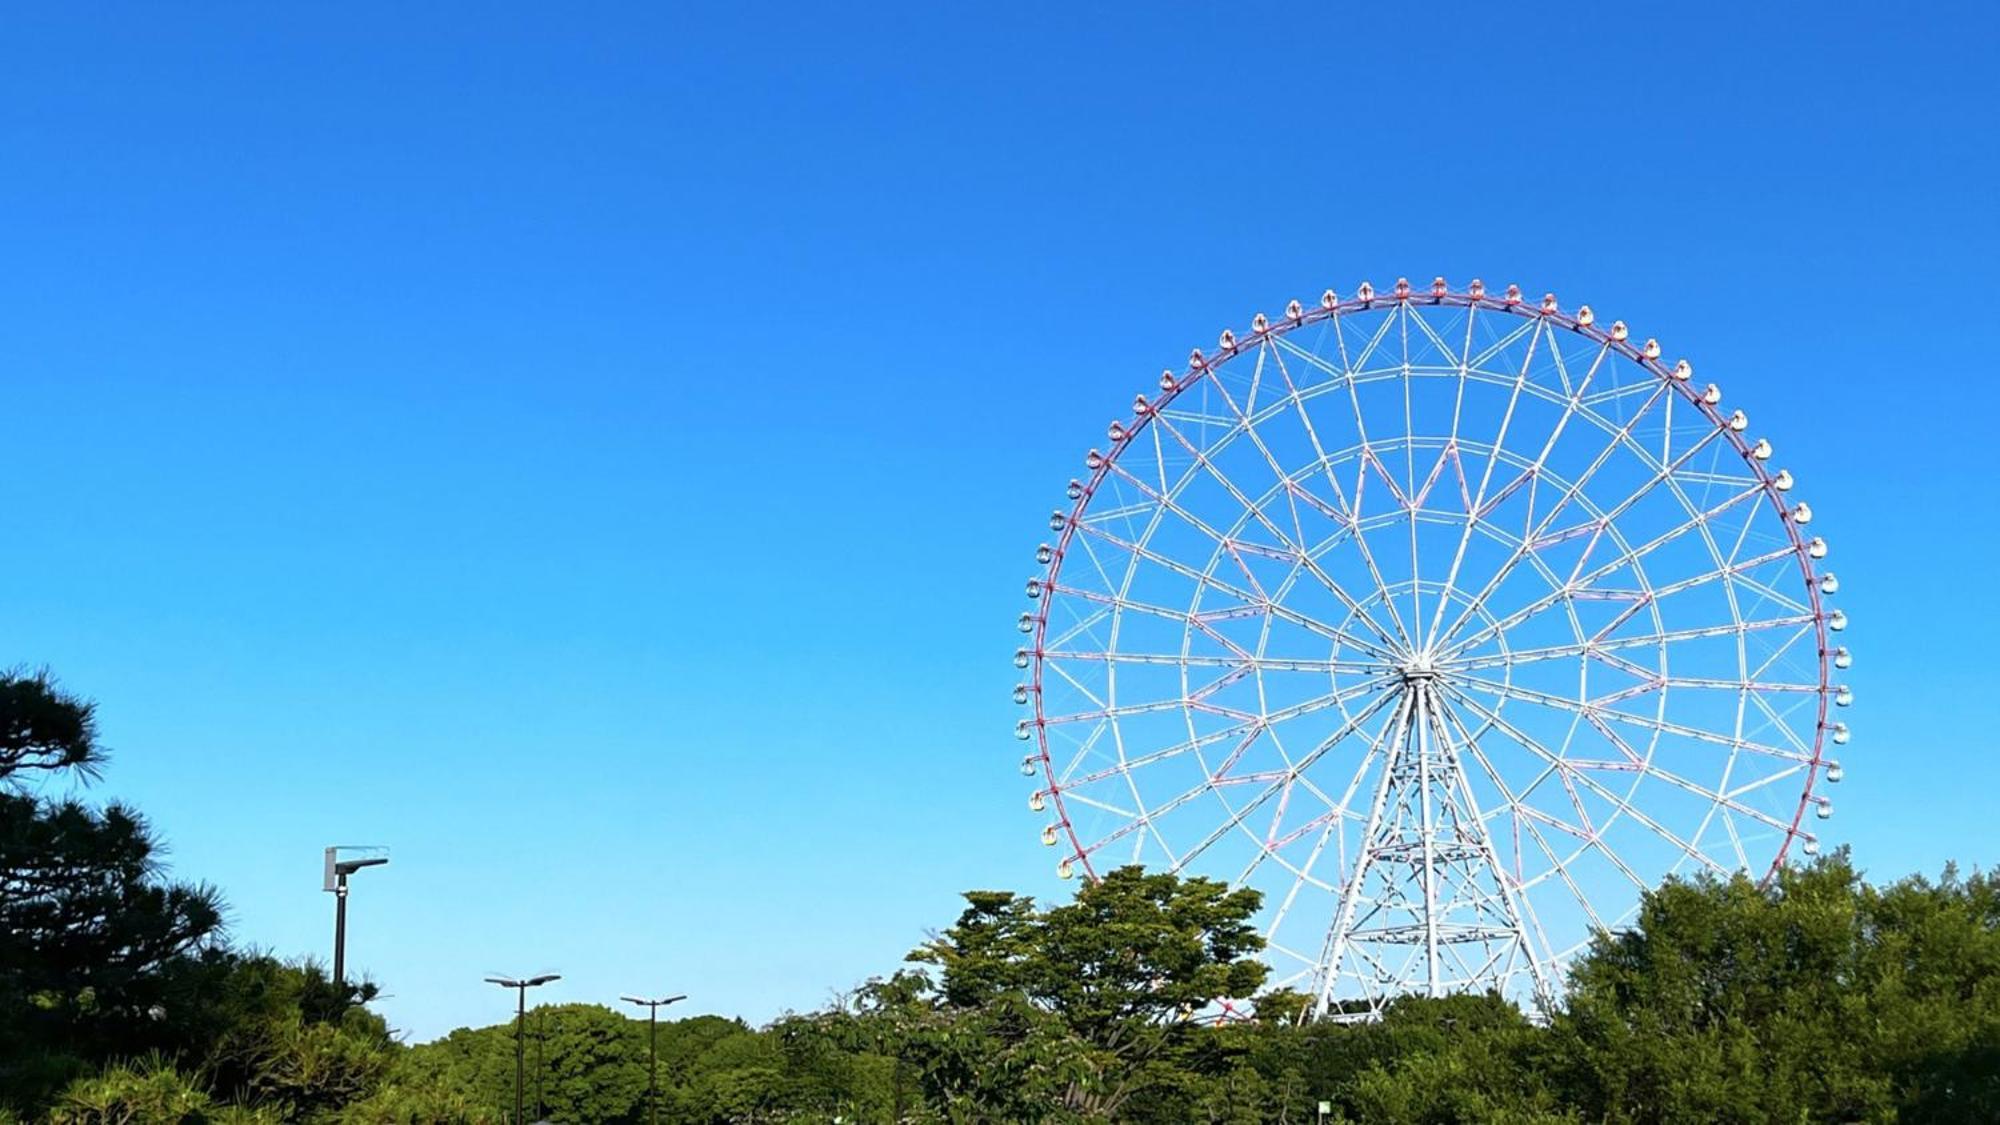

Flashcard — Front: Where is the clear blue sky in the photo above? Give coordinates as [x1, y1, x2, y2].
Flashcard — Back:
[1, 4, 1994, 1041]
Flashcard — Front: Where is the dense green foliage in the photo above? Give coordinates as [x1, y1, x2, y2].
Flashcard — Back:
[373, 860, 2000, 1124]
[4, 669, 1997, 1122]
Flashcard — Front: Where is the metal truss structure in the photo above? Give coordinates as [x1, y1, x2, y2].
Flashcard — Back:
[1014, 279, 1849, 1019]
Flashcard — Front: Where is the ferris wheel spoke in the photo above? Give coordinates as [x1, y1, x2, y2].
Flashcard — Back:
[1099, 456, 1281, 601]
[1096, 454, 1403, 661]
[1649, 676, 1819, 695]
[1746, 630, 1817, 687]
[1143, 400, 1410, 656]
[1184, 360, 1424, 664]
[1446, 704, 1600, 861]
[1563, 705, 1805, 840]
[1425, 702, 1578, 848]
[1061, 722, 1258, 790]
[1577, 673, 1817, 713]
[1063, 513, 1124, 583]
[1262, 344, 1370, 520]
[1208, 347, 1323, 523]
[1434, 685, 1727, 879]
[1059, 788, 1139, 821]
[1074, 785, 1207, 859]
[1469, 752, 1617, 935]
[1168, 687, 1405, 875]
[1421, 316, 1547, 648]
[1429, 693, 1614, 861]
[1397, 302, 1485, 649]
[1265, 342, 1424, 656]
[1718, 764, 1811, 803]
[1343, 447, 1420, 652]
[1257, 805, 1350, 858]
[1258, 817, 1343, 969]
[1045, 691, 1253, 728]
[1744, 690, 1817, 756]
[1646, 544, 1801, 601]
[1398, 309, 1424, 640]
[1256, 723, 1356, 827]
[1239, 530, 1403, 659]
[1274, 330, 1424, 651]
[1537, 430, 1734, 591]
[1092, 730, 1289, 860]
[1236, 709, 1403, 918]
[1054, 673, 1398, 791]
[1042, 653, 1109, 713]
[1431, 378, 1673, 652]
[1254, 673, 1402, 726]
[1440, 481, 1770, 661]
[1726, 571, 1814, 620]
[1041, 600, 1112, 663]
[1176, 700, 1400, 876]
[1249, 698, 1410, 867]
[1053, 585, 1256, 662]
[1072, 519, 1267, 607]
[1446, 672, 1814, 765]
[1043, 648, 1382, 675]
[1418, 337, 1618, 646]
[1557, 468, 1740, 609]
[1451, 613, 1819, 674]
[1199, 357, 1322, 573]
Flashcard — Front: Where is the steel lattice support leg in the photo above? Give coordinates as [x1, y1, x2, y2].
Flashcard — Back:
[1313, 676, 1546, 1020]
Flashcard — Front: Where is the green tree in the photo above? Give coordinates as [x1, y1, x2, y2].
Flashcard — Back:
[200, 960, 397, 1120]
[399, 1003, 661, 1123]
[907, 865, 1272, 1121]
[0, 672, 228, 1112]
[1236, 993, 1561, 1125]
[331, 1070, 500, 1125]
[1548, 853, 2000, 1124]
[536, 1003, 647, 1124]
[47, 1055, 279, 1125]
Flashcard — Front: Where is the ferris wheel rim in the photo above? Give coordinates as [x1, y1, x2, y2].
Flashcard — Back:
[1022, 279, 1836, 900]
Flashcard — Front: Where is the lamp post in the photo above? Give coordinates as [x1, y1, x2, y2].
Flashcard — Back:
[322, 847, 388, 988]
[620, 993, 686, 1125]
[486, 974, 560, 1124]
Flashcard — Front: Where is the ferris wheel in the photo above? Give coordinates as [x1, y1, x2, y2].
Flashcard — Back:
[1014, 278, 1848, 1018]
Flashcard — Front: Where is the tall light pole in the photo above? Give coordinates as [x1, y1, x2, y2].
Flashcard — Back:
[323, 846, 388, 988]
[620, 993, 686, 1125]
[486, 974, 559, 1124]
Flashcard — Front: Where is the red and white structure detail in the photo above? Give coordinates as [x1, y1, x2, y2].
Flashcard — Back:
[1014, 279, 1848, 1019]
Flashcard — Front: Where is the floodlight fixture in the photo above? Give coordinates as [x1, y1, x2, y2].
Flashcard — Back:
[322, 845, 389, 987]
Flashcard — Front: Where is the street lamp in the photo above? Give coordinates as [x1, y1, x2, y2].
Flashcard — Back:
[620, 993, 686, 1125]
[322, 846, 388, 988]
[486, 974, 560, 1124]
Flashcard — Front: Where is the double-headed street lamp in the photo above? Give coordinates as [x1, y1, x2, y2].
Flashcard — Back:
[621, 993, 686, 1125]
[486, 974, 560, 1124]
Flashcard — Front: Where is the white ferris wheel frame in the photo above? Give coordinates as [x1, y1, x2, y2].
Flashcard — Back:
[1014, 278, 1848, 1019]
